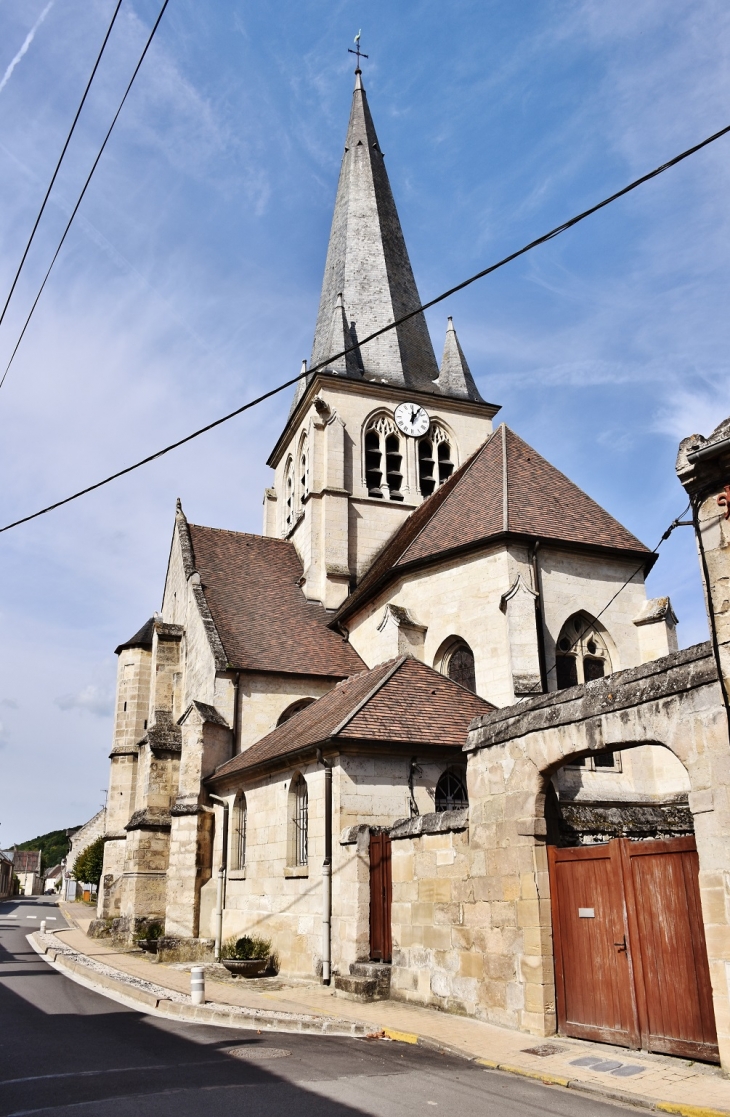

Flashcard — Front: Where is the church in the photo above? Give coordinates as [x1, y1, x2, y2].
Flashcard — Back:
[97, 65, 727, 1056]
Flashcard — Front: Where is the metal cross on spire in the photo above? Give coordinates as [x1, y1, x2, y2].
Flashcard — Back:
[348, 30, 368, 71]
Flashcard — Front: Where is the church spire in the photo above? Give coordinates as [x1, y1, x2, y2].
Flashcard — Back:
[437, 317, 483, 402]
[309, 68, 439, 393]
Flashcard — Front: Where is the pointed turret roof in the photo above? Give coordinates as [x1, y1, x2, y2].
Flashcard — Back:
[308, 70, 439, 394]
[437, 317, 482, 402]
[333, 424, 654, 624]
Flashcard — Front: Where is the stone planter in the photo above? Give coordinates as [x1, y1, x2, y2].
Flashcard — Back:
[222, 957, 269, 977]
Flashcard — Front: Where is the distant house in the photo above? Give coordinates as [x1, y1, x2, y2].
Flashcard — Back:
[10, 850, 42, 896]
[0, 851, 13, 900]
[63, 809, 106, 901]
[43, 864, 64, 894]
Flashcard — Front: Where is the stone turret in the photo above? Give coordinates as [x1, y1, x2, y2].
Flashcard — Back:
[437, 317, 483, 402]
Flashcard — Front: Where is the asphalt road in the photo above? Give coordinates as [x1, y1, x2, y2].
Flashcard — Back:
[0, 895, 641, 1117]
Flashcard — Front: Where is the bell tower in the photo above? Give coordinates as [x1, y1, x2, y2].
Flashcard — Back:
[264, 63, 500, 609]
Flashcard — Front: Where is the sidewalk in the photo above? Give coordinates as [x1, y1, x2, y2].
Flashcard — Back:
[27, 902, 730, 1117]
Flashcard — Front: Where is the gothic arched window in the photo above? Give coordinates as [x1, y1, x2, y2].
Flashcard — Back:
[418, 425, 454, 497]
[555, 612, 612, 690]
[436, 638, 477, 693]
[364, 416, 403, 501]
[435, 767, 468, 812]
[288, 772, 308, 867]
[232, 793, 247, 870]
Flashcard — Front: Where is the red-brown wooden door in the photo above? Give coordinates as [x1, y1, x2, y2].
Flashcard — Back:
[549, 837, 718, 1062]
[549, 842, 639, 1047]
[621, 837, 718, 1062]
[370, 831, 392, 962]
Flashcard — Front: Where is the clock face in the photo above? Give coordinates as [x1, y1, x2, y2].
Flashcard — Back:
[394, 401, 430, 438]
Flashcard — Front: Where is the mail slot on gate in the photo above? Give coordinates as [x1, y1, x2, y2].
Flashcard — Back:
[578, 907, 595, 918]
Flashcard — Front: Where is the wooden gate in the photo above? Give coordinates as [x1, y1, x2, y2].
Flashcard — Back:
[549, 837, 718, 1062]
[369, 831, 392, 962]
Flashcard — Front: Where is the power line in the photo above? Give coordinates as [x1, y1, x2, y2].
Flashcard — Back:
[0, 0, 171, 393]
[0, 0, 125, 339]
[1, 122, 729, 535]
[542, 505, 692, 685]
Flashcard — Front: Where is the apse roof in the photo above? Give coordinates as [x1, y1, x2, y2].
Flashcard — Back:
[211, 654, 494, 780]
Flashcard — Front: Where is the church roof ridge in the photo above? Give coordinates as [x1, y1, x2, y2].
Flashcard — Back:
[333, 423, 654, 625]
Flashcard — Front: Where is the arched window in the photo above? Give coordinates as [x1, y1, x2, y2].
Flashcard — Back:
[284, 457, 294, 533]
[288, 773, 308, 867]
[364, 416, 403, 501]
[555, 612, 612, 690]
[441, 640, 476, 693]
[232, 793, 247, 870]
[435, 767, 468, 812]
[418, 425, 453, 497]
[277, 697, 316, 726]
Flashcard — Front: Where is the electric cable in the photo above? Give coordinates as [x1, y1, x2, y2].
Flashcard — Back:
[0, 0, 171, 392]
[542, 504, 692, 686]
[0, 0, 125, 337]
[1, 119, 729, 533]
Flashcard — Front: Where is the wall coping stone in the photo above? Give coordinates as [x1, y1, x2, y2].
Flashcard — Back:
[390, 809, 468, 840]
[467, 642, 716, 750]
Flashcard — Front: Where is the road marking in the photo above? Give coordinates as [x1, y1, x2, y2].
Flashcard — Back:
[26, 916, 37, 920]
[45, 916, 56, 920]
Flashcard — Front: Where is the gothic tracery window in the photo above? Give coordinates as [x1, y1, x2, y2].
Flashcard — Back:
[418, 425, 453, 497]
[364, 415, 403, 501]
[437, 638, 477, 693]
[435, 767, 468, 812]
[555, 612, 612, 690]
[299, 437, 309, 505]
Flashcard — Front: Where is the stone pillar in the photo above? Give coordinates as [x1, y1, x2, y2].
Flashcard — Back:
[98, 637, 152, 918]
[500, 574, 543, 698]
[165, 702, 232, 938]
[117, 621, 183, 933]
[633, 597, 679, 662]
[677, 418, 730, 695]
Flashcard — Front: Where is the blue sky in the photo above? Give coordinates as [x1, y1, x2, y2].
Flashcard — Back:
[0, 0, 728, 844]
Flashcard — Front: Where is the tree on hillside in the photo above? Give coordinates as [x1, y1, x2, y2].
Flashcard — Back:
[72, 837, 104, 888]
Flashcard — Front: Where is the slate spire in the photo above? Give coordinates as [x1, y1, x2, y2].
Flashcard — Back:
[309, 69, 439, 393]
[437, 317, 483, 402]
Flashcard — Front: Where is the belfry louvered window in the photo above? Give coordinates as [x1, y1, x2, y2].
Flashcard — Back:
[364, 416, 403, 500]
[284, 458, 294, 532]
[418, 426, 453, 497]
[289, 773, 308, 867]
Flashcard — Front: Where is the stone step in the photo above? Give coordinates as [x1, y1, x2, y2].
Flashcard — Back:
[349, 962, 391, 997]
[334, 974, 378, 1002]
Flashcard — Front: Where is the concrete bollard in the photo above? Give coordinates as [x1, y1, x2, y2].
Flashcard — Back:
[190, 966, 205, 1005]
[40, 920, 46, 934]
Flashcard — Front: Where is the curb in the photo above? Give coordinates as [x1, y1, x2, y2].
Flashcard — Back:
[27, 933, 373, 1038]
[29, 934, 730, 1117]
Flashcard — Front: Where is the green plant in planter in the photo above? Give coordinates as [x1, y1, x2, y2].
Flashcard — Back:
[222, 935, 271, 960]
[134, 920, 163, 943]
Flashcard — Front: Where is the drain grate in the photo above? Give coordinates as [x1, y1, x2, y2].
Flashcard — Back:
[225, 1047, 291, 1061]
[521, 1044, 568, 1057]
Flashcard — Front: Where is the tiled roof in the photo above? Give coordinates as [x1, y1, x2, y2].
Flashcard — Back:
[115, 617, 154, 656]
[187, 524, 365, 678]
[211, 655, 494, 780]
[334, 424, 652, 624]
[12, 850, 41, 873]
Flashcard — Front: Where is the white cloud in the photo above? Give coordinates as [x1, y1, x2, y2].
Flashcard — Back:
[1, 698, 18, 709]
[0, 1, 54, 96]
[55, 685, 114, 719]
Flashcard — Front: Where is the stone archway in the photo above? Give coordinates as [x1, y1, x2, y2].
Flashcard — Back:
[465, 644, 730, 1068]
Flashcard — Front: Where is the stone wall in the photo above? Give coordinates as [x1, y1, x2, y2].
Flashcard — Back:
[206, 750, 454, 976]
